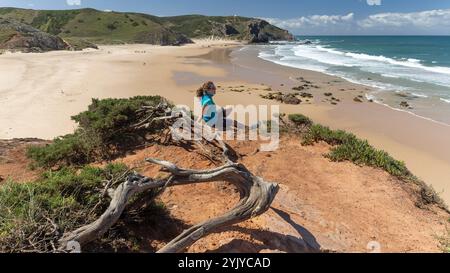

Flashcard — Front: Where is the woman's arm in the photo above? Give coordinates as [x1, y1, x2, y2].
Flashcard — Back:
[197, 104, 209, 123]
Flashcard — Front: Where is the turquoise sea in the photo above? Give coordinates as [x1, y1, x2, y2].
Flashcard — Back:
[258, 36, 450, 125]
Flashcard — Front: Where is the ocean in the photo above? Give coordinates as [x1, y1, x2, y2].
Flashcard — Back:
[257, 36, 450, 125]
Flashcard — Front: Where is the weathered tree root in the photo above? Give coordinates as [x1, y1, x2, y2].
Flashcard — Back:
[58, 106, 279, 253]
[150, 159, 279, 253]
[58, 159, 278, 253]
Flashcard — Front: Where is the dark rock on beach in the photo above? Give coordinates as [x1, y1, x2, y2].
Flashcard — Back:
[260, 92, 301, 105]
[300, 92, 314, 98]
[354, 97, 363, 103]
[292, 86, 305, 91]
[281, 93, 301, 105]
[400, 101, 410, 108]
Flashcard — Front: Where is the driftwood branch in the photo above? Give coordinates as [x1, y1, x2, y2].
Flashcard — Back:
[150, 159, 279, 253]
[59, 174, 165, 248]
[58, 107, 279, 253]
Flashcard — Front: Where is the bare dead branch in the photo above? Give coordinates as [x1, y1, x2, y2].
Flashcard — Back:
[58, 107, 279, 253]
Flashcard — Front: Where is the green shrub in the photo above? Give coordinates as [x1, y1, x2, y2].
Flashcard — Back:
[301, 122, 446, 209]
[106, 22, 118, 31]
[27, 96, 170, 168]
[302, 124, 350, 146]
[302, 124, 410, 178]
[328, 138, 410, 178]
[0, 163, 127, 252]
[288, 114, 313, 127]
[27, 133, 97, 168]
[72, 96, 168, 146]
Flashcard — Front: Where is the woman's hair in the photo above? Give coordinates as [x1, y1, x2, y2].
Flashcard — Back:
[196, 81, 215, 97]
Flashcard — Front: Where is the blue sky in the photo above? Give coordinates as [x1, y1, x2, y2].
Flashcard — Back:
[1, 0, 450, 35]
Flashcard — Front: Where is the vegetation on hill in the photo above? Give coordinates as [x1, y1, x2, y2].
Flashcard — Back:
[302, 124, 412, 178]
[62, 37, 98, 50]
[288, 113, 313, 128]
[0, 7, 293, 48]
[153, 14, 293, 42]
[287, 117, 446, 209]
[2, 96, 174, 252]
[27, 96, 170, 168]
[0, 163, 166, 252]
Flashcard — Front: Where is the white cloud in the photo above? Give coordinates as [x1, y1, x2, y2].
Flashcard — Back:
[367, 0, 382, 6]
[264, 8, 450, 35]
[264, 13, 354, 29]
[66, 0, 81, 6]
[359, 9, 450, 29]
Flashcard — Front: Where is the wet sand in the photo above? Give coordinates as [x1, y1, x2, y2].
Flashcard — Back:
[0, 40, 449, 204]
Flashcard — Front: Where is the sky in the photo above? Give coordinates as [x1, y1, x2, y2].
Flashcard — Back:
[1, 0, 450, 35]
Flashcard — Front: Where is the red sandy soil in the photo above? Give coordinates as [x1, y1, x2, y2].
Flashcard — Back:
[116, 136, 450, 253]
[0, 138, 46, 183]
[1, 136, 449, 253]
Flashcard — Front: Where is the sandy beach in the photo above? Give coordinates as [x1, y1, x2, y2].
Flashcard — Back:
[1, 39, 449, 204]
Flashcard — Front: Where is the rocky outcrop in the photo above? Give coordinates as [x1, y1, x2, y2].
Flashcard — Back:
[224, 24, 240, 36]
[211, 18, 294, 43]
[0, 19, 69, 53]
[211, 22, 240, 37]
[247, 19, 294, 43]
[248, 20, 271, 43]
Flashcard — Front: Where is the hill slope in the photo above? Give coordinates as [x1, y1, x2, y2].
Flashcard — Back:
[1, 136, 448, 252]
[0, 8, 293, 46]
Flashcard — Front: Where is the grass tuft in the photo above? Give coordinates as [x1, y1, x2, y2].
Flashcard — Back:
[0, 163, 128, 252]
[303, 124, 411, 178]
[288, 113, 313, 128]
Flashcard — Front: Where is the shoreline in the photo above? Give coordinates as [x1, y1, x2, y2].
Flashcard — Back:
[0, 40, 449, 204]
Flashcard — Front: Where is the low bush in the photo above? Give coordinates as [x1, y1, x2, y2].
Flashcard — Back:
[27, 133, 97, 168]
[303, 124, 411, 178]
[288, 113, 313, 128]
[302, 124, 350, 146]
[301, 123, 447, 208]
[0, 163, 128, 252]
[27, 96, 170, 168]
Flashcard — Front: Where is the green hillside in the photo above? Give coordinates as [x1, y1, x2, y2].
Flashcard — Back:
[0, 7, 293, 47]
[155, 14, 292, 41]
